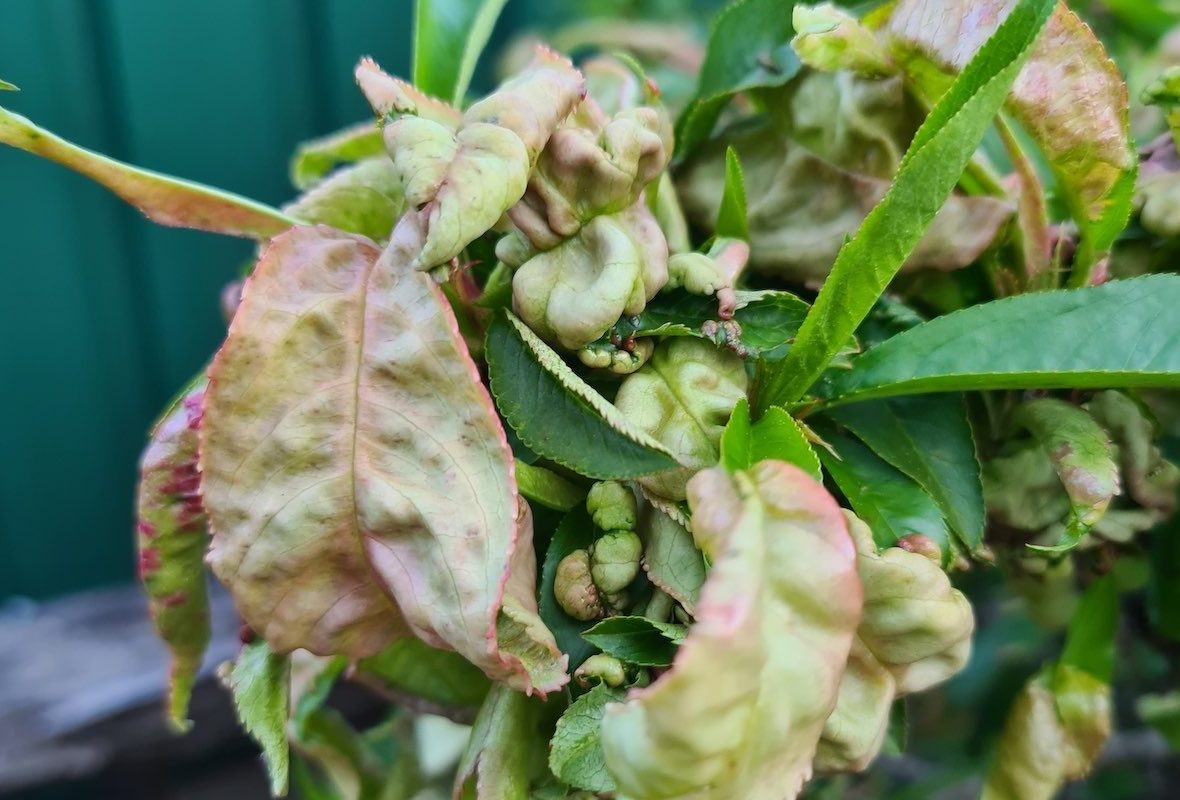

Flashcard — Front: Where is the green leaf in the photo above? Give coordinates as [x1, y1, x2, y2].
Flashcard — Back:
[1013, 399, 1119, 553]
[816, 426, 951, 554]
[714, 147, 749, 241]
[825, 276, 1180, 404]
[414, 0, 510, 105]
[755, 0, 1056, 411]
[226, 641, 290, 797]
[582, 617, 687, 667]
[1060, 575, 1119, 683]
[676, 0, 802, 157]
[0, 104, 295, 239]
[515, 461, 588, 511]
[828, 395, 984, 551]
[539, 506, 601, 669]
[639, 504, 705, 615]
[485, 311, 679, 479]
[549, 684, 625, 793]
[290, 121, 385, 190]
[721, 397, 822, 481]
[356, 639, 491, 712]
[455, 685, 544, 800]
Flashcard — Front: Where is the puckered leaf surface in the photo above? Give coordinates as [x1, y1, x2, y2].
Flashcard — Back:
[601, 462, 862, 800]
[201, 225, 564, 694]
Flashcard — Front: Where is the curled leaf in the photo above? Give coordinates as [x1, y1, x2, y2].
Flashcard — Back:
[601, 463, 862, 800]
[614, 338, 749, 501]
[282, 158, 405, 241]
[0, 105, 295, 238]
[201, 225, 564, 694]
[136, 382, 210, 732]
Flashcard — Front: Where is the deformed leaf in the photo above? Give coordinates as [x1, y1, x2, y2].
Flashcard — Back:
[0, 104, 295, 238]
[282, 158, 405, 241]
[201, 225, 564, 694]
[290, 121, 386, 191]
[639, 504, 705, 615]
[582, 616, 687, 667]
[225, 641, 291, 796]
[136, 382, 210, 732]
[549, 684, 626, 793]
[485, 311, 679, 480]
[454, 685, 545, 800]
[815, 638, 895, 772]
[601, 463, 862, 800]
[721, 397, 822, 481]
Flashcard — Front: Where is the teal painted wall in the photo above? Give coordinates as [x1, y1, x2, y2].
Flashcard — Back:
[0, 1, 528, 600]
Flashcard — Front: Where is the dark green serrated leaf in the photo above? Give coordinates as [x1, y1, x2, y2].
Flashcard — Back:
[486, 312, 679, 480]
[582, 616, 686, 667]
[816, 426, 951, 553]
[756, 0, 1057, 410]
[829, 395, 984, 550]
[539, 507, 601, 669]
[715, 146, 749, 240]
[1060, 575, 1119, 683]
[356, 638, 491, 713]
[721, 397, 822, 480]
[549, 684, 625, 793]
[826, 276, 1180, 404]
[515, 461, 588, 512]
[226, 641, 290, 796]
[414, 0, 509, 104]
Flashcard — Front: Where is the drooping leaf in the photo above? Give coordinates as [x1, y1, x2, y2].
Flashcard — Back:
[1012, 398, 1120, 552]
[413, 0, 511, 105]
[828, 395, 984, 550]
[485, 311, 679, 479]
[721, 397, 822, 481]
[884, 0, 1137, 284]
[582, 617, 687, 667]
[356, 638, 492, 713]
[290, 122, 386, 191]
[514, 461, 588, 511]
[639, 504, 705, 615]
[0, 104, 295, 238]
[755, 0, 1057, 410]
[136, 382, 210, 732]
[538, 506, 602, 669]
[226, 641, 291, 797]
[601, 463, 861, 800]
[282, 159, 405, 241]
[824, 276, 1180, 404]
[816, 426, 952, 554]
[454, 685, 545, 800]
[676, 0, 802, 157]
[714, 147, 749, 241]
[201, 225, 564, 694]
[549, 684, 626, 793]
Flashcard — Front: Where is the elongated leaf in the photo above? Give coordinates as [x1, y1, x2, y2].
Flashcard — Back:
[226, 641, 290, 796]
[455, 685, 544, 800]
[201, 225, 564, 694]
[136, 382, 210, 731]
[755, 0, 1056, 410]
[1013, 399, 1120, 552]
[715, 147, 749, 241]
[550, 684, 625, 793]
[721, 397, 822, 481]
[414, 0, 510, 104]
[817, 427, 951, 554]
[0, 105, 295, 238]
[486, 311, 679, 479]
[829, 395, 984, 550]
[356, 638, 491, 713]
[514, 461, 588, 511]
[539, 506, 601, 669]
[290, 122, 385, 190]
[602, 463, 861, 799]
[826, 276, 1180, 404]
[639, 504, 705, 615]
[582, 617, 687, 667]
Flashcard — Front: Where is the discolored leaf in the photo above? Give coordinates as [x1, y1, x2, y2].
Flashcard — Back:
[136, 382, 210, 731]
[201, 225, 564, 694]
[639, 504, 705, 615]
[549, 684, 625, 793]
[0, 105, 295, 238]
[790, 3, 895, 77]
[225, 641, 291, 796]
[539, 506, 602, 670]
[601, 463, 861, 800]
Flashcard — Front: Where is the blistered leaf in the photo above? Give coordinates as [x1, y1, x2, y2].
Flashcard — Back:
[1088, 390, 1180, 514]
[1012, 398, 1120, 550]
[791, 3, 895, 77]
[549, 684, 626, 793]
[665, 238, 750, 320]
[454, 685, 545, 800]
[885, 0, 1137, 281]
[601, 463, 862, 800]
[721, 397, 822, 481]
[136, 382, 210, 731]
[615, 338, 749, 501]
[586, 481, 638, 532]
[0, 105, 295, 238]
[225, 641, 291, 796]
[290, 122, 386, 191]
[639, 504, 705, 615]
[201, 225, 564, 694]
[509, 204, 669, 349]
[283, 159, 405, 241]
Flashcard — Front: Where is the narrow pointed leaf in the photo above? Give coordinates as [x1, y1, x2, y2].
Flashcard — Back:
[485, 311, 679, 480]
[201, 225, 564, 693]
[414, 0, 511, 105]
[136, 382, 210, 731]
[825, 276, 1180, 404]
[721, 397, 822, 481]
[226, 641, 290, 797]
[0, 79, 17, 91]
[0, 105, 295, 238]
[755, 0, 1056, 411]
[715, 147, 749, 241]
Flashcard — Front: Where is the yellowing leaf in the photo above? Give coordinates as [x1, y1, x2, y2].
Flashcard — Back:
[201, 225, 565, 694]
[601, 463, 862, 800]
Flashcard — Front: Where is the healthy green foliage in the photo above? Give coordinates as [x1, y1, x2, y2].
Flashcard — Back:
[356, 639, 492, 712]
